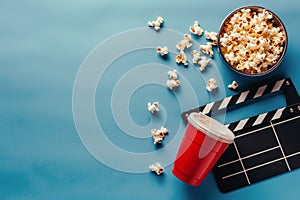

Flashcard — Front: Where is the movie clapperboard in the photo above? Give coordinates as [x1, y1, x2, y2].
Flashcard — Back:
[182, 77, 300, 193]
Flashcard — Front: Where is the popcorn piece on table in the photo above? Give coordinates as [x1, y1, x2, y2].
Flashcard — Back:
[147, 102, 159, 113]
[151, 126, 169, 144]
[148, 16, 164, 31]
[176, 50, 188, 66]
[189, 21, 204, 36]
[157, 46, 168, 56]
[167, 69, 178, 80]
[228, 80, 239, 90]
[206, 78, 218, 92]
[205, 30, 218, 45]
[200, 42, 214, 57]
[198, 56, 211, 72]
[191, 50, 201, 64]
[176, 34, 192, 51]
[166, 79, 180, 90]
[149, 162, 164, 175]
[166, 69, 180, 90]
[192, 50, 211, 71]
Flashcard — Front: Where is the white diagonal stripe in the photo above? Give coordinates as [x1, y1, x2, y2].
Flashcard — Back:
[236, 90, 249, 104]
[271, 107, 285, 121]
[232, 141, 250, 184]
[270, 122, 291, 171]
[222, 170, 244, 179]
[218, 96, 232, 110]
[218, 159, 240, 168]
[235, 125, 271, 138]
[219, 146, 280, 168]
[202, 102, 214, 114]
[254, 85, 267, 98]
[253, 112, 268, 126]
[271, 79, 285, 93]
[286, 152, 300, 158]
[225, 124, 230, 128]
[234, 118, 249, 132]
[246, 157, 285, 172]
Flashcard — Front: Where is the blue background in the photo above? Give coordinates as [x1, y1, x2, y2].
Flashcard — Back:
[1, 0, 300, 199]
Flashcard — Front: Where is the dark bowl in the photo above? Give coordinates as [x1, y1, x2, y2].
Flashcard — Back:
[218, 6, 288, 76]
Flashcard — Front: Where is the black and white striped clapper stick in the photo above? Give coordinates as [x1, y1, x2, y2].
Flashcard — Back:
[181, 77, 299, 124]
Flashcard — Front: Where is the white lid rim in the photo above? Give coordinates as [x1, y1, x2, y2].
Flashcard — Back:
[187, 112, 235, 144]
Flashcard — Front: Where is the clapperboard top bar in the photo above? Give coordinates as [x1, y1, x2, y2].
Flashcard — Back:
[182, 77, 300, 124]
[182, 77, 300, 193]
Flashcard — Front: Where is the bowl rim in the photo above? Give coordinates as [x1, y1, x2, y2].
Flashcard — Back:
[217, 5, 288, 77]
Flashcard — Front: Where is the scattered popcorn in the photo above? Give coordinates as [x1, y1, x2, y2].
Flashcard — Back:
[205, 30, 218, 45]
[200, 42, 214, 57]
[198, 56, 211, 72]
[166, 79, 180, 90]
[219, 8, 286, 74]
[148, 16, 164, 31]
[176, 50, 188, 66]
[167, 69, 178, 80]
[191, 50, 201, 64]
[189, 21, 204, 36]
[176, 34, 192, 51]
[191, 50, 211, 71]
[166, 70, 180, 90]
[147, 102, 159, 113]
[157, 46, 168, 56]
[149, 162, 164, 175]
[151, 127, 168, 144]
[228, 80, 239, 90]
[206, 78, 218, 92]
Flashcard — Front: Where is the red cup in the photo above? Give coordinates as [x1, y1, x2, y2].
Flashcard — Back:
[172, 112, 235, 186]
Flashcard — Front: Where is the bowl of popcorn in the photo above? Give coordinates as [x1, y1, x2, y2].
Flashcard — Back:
[218, 6, 287, 76]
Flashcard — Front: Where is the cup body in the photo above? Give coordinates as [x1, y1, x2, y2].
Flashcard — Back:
[172, 112, 235, 186]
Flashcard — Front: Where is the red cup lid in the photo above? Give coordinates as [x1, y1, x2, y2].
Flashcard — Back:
[187, 112, 235, 144]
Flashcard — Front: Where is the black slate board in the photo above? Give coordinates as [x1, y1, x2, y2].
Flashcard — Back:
[182, 78, 300, 192]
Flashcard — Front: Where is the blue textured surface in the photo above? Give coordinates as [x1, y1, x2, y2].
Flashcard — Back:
[1, 0, 300, 199]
